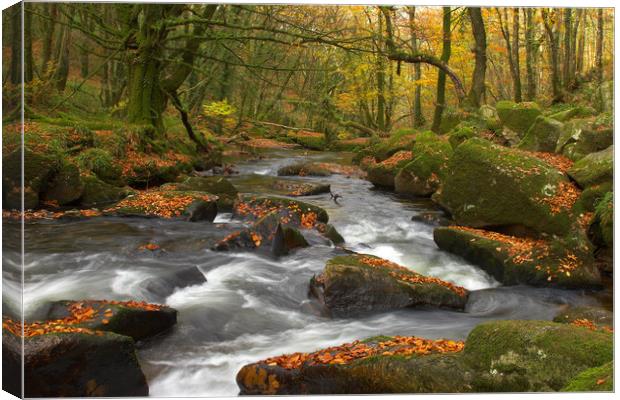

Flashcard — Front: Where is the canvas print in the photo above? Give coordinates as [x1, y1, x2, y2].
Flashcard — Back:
[1, 2, 614, 397]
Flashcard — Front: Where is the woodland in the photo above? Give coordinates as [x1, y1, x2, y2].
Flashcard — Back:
[1, 3, 615, 398]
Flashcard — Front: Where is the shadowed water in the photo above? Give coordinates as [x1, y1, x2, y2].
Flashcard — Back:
[2, 149, 606, 396]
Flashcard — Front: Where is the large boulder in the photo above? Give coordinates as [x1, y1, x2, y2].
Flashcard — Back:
[435, 138, 576, 236]
[463, 320, 613, 392]
[41, 161, 84, 205]
[2, 147, 60, 209]
[161, 176, 238, 211]
[589, 191, 613, 248]
[394, 132, 453, 196]
[270, 180, 331, 197]
[143, 266, 207, 302]
[517, 116, 564, 152]
[278, 162, 332, 177]
[236, 335, 468, 394]
[568, 145, 613, 189]
[75, 148, 123, 185]
[310, 254, 468, 316]
[433, 226, 601, 289]
[80, 175, 131, 207]
[561, 362, 613, 392]
[496, 101, 542, 136]
[548, 106, 595, 122]
[556, 118, 613, 161]
[366, 150, 413, 188]
[104, 190, 218, 221]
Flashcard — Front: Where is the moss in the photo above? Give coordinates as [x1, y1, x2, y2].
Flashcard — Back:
[556, 118, 613, 161]
[75, 148, 122, 185]
[436, 138, 572, 236]
[568, 146, 613, 188]
[591, 191, 613, 247]
[237, 195, 330, 223]
[448, 126, 476, 149]
[277, 163, 331, 177]
[464, 320, 613, 392]
[80, 175, 130, 207]
[575, 182, 612, 212]
[561, 362, 613, 391]
[548, 106, 595, 122]
[517, 116, 564, 152]
[553, 306, 613, 328]
[496, 101, 542, 136]
[167, 176, 238, 211]
[286, 131, 326, 150]
[42, 161, 84, 205]
[356, 129, 417, 163]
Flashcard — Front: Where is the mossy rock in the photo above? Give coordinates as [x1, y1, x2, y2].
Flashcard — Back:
[286, 131, 326, 150]
[355, 129, 417, 163]
[366, 151, 413, 189]
[270, 180, 331, 197]
[435, 138, 573, 236]
[496, 101, 542, 136]
[310, 254, 468, 317]
[553, 306, 613, 329]
[75, 148, 123, 185]
[438, 108, 466, 134]
[556, 118, 613, 161]
[517, 116, 564, 152]
[447, 126, 476, 150]
[232, 195, 329, 223]
[568, 145, 613, 189]
[433, 226, 601, 289]
[463, 320, 613, 392]
[3, 329, 148, 397]
[395, 132, 453, 196]
[161, 176, 238, 211]
[237, 335, 471, 394]
[41, 162, 84, 205]
[321, 224, 345, 245]
[105, 190, 218, 222]
[561, 362, 613, 391]
[45, 300, 177, 341]
[80, 175, 130, 207]
[590, 191, 613, 248]
[548, 106, 595, 122]
[575, 182, 612, 212]
[596, 81, 614, 114]
[330, 137, 371, 151]
[277, 162, 332, 177]
[2, 147, 62, 209]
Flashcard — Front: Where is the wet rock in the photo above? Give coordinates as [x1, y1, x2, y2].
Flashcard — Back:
[232, 196, 329, 224]
[496, 101, 542, 136]
[161, 176, 238, 211]
[366, 150, 413, 188]
[395, 132, 452, 196]
[568, 145, 613, 189]
[270, 180, 331, 197]
[435, 138, 574, 236]
[2, 329, 148, 397]
[553, 306, 613, 329]
[463, 320, 612, 392]
[411, 211, 452, 226]
[237, 335, 469, 394]
[80, 175, 131, 207]
[310, 254, 468, 317]
[517, 116, 564, 152]
[45, 300, 177, 341]
[41, 161, 84, 205]
[143, 266, 207, 301]
[433, 226, 601, 289]
[105, 190, 218, 222]
[277, 162, 331, 177]
[561, 361, 613, 392]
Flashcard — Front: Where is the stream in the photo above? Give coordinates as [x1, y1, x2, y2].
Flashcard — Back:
[2, 148, 608, 396]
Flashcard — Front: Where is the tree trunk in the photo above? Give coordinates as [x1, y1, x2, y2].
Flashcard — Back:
[542, 8, 562, 103]
[467, 7, 487, 108]
[596, 8, 604, 82]
[524, 8, 537, 100]
[52, 22, 71, 92]
[375, 10, 386, 132]
[576, 9, 586, 75]
[562, 9, 572, 89]
[431, 7, 451, 133]
[8, 3, 21, 85]
[408, 6, 424, 127]
[40, 3, 57, 75]
[511, 8, 522, 102]
[24, 3, 33, 83]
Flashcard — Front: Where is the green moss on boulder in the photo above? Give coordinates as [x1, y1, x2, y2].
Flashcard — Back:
[277, 162, 331, 177]
[80, 175, 130, 207]
[517, 116, 564, 152]
[556, 118, 613, 161]
[496, 101, 542, 136]
[463, 320, 613, 392]
[448, 126, 476, 149]
[435, 138, 573, 236]
[568, 145, 613, 189]
[561, 362, 613, 392]
[41, 162, 84, 205]
[310, 254, 468, 317]
[75, 148, 122, 185]
[590, 191, 613, 248]
[366, 150, 413, 188]
[161, 176, 238, 211]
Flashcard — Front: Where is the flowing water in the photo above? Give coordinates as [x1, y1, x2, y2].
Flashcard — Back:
[2, 149, 608, 396]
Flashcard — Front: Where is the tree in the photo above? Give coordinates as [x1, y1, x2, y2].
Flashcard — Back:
[595, 8, 604, 82]
[408, 7, 424, 128]
[524, 8, 537, 100]
[431, 7, 451, 133]
[541, 8, 562, 103]
[467, 7, 487, 107]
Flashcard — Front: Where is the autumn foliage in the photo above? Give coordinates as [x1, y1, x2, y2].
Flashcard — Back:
[260, 335, 465, 370]
[105, 191, 217, 218]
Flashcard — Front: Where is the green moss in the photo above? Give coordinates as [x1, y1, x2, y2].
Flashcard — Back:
[464, 320, 613, 392]
[75, 148, 122, 184]
[436, 138, 572, 236]
[561, 362, 613, 391]
[568, 146, 613, 188]
[80, 175, 130, 207]
[548, 106, 595, 122]
[168, 176, 238, 211]
[496, 101, 542, 136]
[592, 191, 613, 247]
[286, 132, 326, 150]
[517, 116, 564, 152]
[575, 182, 613, 212]
[448, 126, 476, 150]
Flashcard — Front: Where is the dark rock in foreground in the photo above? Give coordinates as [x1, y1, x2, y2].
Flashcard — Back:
[310, 254, 468, 317]
[142, 266, 207, 302]
[236, 320, 612, 394]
